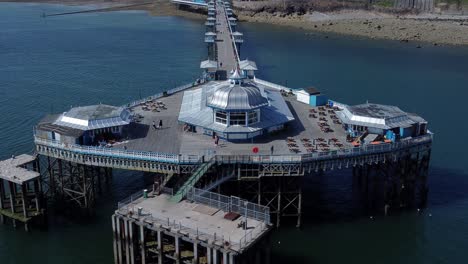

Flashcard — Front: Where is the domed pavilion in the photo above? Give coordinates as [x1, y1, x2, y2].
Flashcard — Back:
[178, 70, 294, 141]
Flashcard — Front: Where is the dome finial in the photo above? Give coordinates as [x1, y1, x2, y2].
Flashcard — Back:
[229, 68, 244, 86]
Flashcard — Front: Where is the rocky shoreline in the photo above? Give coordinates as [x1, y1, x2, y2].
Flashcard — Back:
[2, 0, 468, 46]
[234, 1, 468, 46]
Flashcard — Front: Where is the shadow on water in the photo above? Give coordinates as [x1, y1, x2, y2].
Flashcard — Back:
[37, 168, 158, 229]
[294, 166, 468, 225]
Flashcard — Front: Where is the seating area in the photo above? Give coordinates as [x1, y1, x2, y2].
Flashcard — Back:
[285, 136, 346, 153]
[142, 100, 167, 112]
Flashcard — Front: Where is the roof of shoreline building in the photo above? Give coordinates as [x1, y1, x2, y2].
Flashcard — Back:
[300, 87, 321, 95]
[52, 104, 131, 131]
[239, 60, 258, 71]
[200, 60, 218, 69]
[337, 103, 427, 130]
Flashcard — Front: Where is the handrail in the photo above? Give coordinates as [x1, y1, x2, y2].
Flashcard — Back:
[34, 133, 432, 166]
[117, 187, 270, 252]
[171, 159, 216, 202]
[253, 77, 292, 92]
[123, 82, 196, 109]
[222, 2, 241, 67]
[186, 187, 271, 224]
[34, 136, 200, 164]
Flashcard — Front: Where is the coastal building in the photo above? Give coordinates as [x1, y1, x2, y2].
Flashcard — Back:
[178, 70, 294, 141]
[239, 59, 258, 79]
[200, 59, 218, 81]
[296, 87, 328, 107]
[336, 103, 428, 140]
[35, 104, 131, 145]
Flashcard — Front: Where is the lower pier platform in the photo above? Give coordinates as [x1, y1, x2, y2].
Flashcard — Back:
[113, 188, 272, 264]
[0, 154, 44, 231]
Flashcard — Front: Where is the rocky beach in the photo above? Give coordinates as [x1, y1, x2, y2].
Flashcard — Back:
[234, 1, 468, 46]
[1, 0, 468, 45]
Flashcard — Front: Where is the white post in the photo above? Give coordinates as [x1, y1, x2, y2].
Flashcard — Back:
[116, 216, 123, 264]
[124, 219, 130, 264]
[223, 251, 228, 264]
[112, 215, 119, 264]
[157, 230, 162, 264]
[213, 249, 218, 264]
[175, 235, 180, 264]
[129, 221, 135, 264]
[193, 241, 198, 264]
[207, 246, 212, 264]
[140, 224, 146, 264]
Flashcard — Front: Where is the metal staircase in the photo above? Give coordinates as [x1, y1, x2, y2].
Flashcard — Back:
[170, 158, 216, 202]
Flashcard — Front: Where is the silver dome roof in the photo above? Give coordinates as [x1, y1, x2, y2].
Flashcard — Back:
[207, 82, 269, 111]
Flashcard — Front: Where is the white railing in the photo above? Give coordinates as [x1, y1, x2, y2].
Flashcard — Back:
[187, 187, 271, 224]
[34, 132, 432, 167]
[223, 3, 241, 65]
[126, 206, 264, 251]
[117, 189, 145, 209]
[300, 132, 433, 162]
[34, 136, 200, 164]
[123, 82, 196, 108]
[253, 77, 292, 92]
[117, 188, 270, 252]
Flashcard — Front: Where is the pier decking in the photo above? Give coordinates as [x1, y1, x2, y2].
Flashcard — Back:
[120, 83, 350, 156]
[11, 2, 432, 258]
[215, 2, 238, 72]
[0, 154, 44, 231]
[113, 188, 271, 264]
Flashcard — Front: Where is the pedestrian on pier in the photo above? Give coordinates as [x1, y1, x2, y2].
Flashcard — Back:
[158, 119, 163, 129]
[152, 121, 157, 130]
[215, 135, 219, 147]
[270, 145, 274, 155]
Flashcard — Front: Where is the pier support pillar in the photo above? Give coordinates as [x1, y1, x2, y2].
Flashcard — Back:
[296, 183, 302, 228]
[112, 215, 119, 264]
[140, 224, 146, 264]
[193, 241, 198, 264]
[0, 179, 5, 224]
[276, 178, 281, 228]
[116, 216, 123, 264]
[129, 221, 135, 264]
[9, 181, 16, 228]
[124, 219, 130, 264]
[213, 249, 218, 264]
[229, 253, 235, 264]
[223, 251, 228, 264]
[175, 235, 180, 264]
[21, 184, 28, 231]
[207, 246, 212, 264]
[157, 230, 163, 264]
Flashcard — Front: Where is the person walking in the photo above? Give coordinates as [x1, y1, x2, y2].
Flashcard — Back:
[270, 145, 274, 155]
[215, 135, 219, 147]
[152, 121, 157, 130]
[158, 119, 163, 129]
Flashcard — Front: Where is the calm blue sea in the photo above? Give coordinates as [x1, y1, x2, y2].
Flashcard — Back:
[1, 3, 468, 263]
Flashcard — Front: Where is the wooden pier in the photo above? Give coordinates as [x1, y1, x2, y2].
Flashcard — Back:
[0, 154, 44, 231]
[0, 4, 434, 264]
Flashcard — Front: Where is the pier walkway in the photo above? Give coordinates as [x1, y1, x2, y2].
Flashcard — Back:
[215, 1, 239, 72]
[23, 0, 434, 240]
